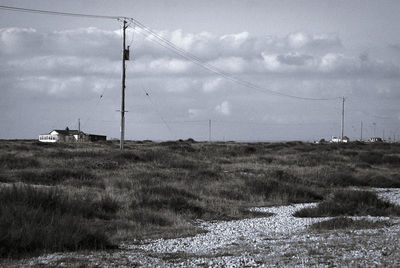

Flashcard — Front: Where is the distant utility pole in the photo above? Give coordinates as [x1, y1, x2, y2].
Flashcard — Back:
[360, 121, 363, 141]
[209, 119, 211, 142]
[120, 20, 130, 150]
[373, 122, 376, 137]
[383, 129, 385, 140]
[341, 97, 345, 141]
[78, 118, 81, 141]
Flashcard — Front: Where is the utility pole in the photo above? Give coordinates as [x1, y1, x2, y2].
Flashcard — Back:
[383, 129, 385, 141]
[341, 97, 345, 142]
[209, 119, 211, 142]
[360, 121, 363, 141]
[78, 118, 81, 141]
[373, 122, 376, 137]
[120, 20, 129, 150]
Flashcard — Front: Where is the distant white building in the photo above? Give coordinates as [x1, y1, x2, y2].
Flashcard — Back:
[330, 136, 350, 143]
[369, 137, 383, 143]
[39, 127, 106, 143]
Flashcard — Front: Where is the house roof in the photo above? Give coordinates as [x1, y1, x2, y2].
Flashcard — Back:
[52, 129, 80, 135]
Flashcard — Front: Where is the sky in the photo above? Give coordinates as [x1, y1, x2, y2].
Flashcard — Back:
[0, 0, 399, 141]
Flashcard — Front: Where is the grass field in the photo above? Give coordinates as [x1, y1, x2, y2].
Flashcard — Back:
[1, 139, 400, 258]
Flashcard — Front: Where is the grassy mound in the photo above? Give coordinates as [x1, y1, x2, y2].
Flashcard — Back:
[0, 185, 117, 258]
[310, 217, 392, 230]
[1, 140, 400, 258]
[294, 190, 400, 217]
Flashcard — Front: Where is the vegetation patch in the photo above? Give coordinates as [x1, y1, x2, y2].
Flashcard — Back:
[17, 169, 104, 188]
[294, 190, 400, 217]
[310, 217, 392, 230]
[0, 154, 40, 169]
[0, 185, 117, 258]
[1, 140, 400, 258]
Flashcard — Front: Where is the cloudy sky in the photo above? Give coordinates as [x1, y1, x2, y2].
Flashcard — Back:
[1, 0, 399, 141]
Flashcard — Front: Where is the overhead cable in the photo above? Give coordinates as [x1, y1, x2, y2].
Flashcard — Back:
[1, 4, 341, 101]
[0, 5, 121, 20]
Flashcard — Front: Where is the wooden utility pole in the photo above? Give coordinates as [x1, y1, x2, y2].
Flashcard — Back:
[209, 119, 211, 142]
[373, 122, 376, 137]
[360, 121, 363, 141]
[341, 97, 345, 141]
[78, 118, 81, 141]
[120, 20, 128, 150]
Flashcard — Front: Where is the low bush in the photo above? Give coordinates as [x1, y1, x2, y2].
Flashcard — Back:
[359, 152, 383, 165]
[0, 154, 40, 169]
[130, 209, 176, 226]
[137, 185, 206, 218]
[340, 150, 359, 157]
[326, 172, 365, 187]
[0, 186, 116, 257]
[245, 175, 323, 203]
[382, 155, 400, 165]
[17, 169, 103, 188]
[362, 174, 400, 188]
[294, 190, 400, 217]
[310, 217, 392, 230]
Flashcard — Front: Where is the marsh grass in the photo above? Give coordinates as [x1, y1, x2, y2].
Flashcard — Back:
[310, 217, 392, 230]
[0, 185, 117, 257]
[16, 169, 104, 188]
[294, 190, 400, 217]
[1, 140, 400, 258]
[0, 154, 40, 169]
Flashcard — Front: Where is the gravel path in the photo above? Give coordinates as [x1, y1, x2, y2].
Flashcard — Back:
[9, 188, 400, 267]
[123, 203, 324, 255]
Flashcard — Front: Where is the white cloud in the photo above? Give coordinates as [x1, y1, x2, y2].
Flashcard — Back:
[148, 57, 193, 74]
[1, 26, 400, 141]
[202, 77, 224, 92]
[188, 108, 202, 118]
[288, 32, 309, 48]
[215, 101, 231, 115]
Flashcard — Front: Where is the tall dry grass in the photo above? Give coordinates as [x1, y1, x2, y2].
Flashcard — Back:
[1, 139, 400, 257]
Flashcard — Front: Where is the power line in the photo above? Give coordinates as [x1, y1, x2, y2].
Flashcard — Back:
[0, 5, 120, 20]
[141, 88, 175, 139]
[0, 4, 341, 102]
[132, 24, 339, 101]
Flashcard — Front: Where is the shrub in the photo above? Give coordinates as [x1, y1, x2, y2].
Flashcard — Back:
[382, 155, 400, 165]
[245, 175, 322, 203]
[362, 174, 400, 188]
[294, 190, 400, 217]
[310, 217, 391, 230]
[94, 160, 119, 170]
[359, 152, 383, 165]
[0, 186, 116, 257]
[130, 209, 175, 226]
[340, 150, 359, 157]
[326, 172, 365, 187]
[259, 156, 274, 163]
[17, 169, 103, 188]
[137, 185, 206, 218]
[0, 154, 40, 169]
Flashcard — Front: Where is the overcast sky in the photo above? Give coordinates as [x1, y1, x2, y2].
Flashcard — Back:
[1, 0, 399, 141]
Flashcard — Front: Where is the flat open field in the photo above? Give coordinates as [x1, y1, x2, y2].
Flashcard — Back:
[1, 140, 400, 266]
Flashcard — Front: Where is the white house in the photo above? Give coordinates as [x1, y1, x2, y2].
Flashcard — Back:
[39, 127, 106, 143]
[330, 136, 350, 143]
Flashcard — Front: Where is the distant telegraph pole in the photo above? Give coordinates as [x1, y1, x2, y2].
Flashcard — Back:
[341, 97, 345, 141]
[78, 118, 81, 141]
[373, 122, 376, 137]
[209, 119, 211, 142]
[120, 20, 129, 150]
[360, 121, 363, 141]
